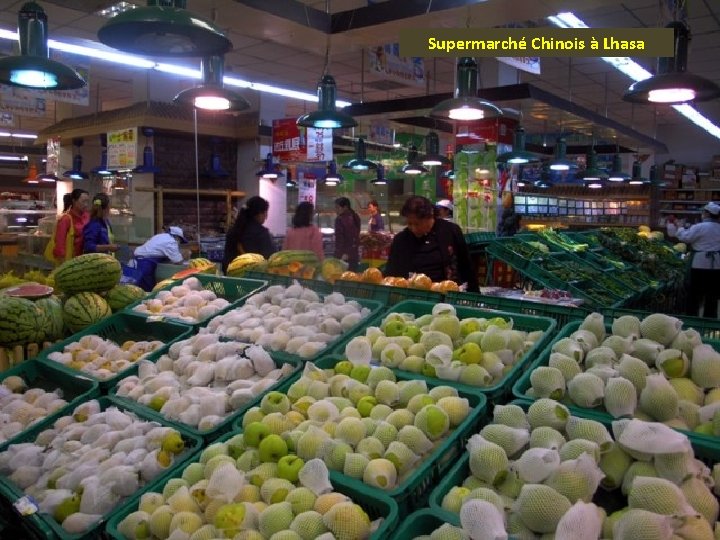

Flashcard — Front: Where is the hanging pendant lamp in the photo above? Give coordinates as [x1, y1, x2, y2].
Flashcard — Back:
[0, 2, 85, 90]
[422, 132, 450, 166]
[496, 127, 540, 165]
[323, 161, 343, 186]
[256, 153, 283, 179]
[203, 144, 229, 178]
[342, 138, 377, 171]
[430, 57, 503, 121]
[63, 139, 88, 180]
[608, 153, 630, 182]
[98, 0, 232, 57]
[371, 164, 388, 185]
[174, 56, 250, 112]
[286, 170, 297, 188]
[134, 128, 161, 174]
[623, 22, 720, 104]
[582, 149, 607, 189]
[628, 161, 649, 185]
[402, 146, 429, 175]
[549, 138, 577, 171]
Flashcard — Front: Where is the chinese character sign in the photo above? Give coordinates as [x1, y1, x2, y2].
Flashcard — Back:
[368, 43, 425, 86]
[306, 128, 332, 162]
[272, 119, 306, 162]
[298, 174, 317, 205]
[107, 128, 137, 169]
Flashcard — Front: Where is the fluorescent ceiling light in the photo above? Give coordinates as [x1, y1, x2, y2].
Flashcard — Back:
[0, 155, 27, 161]
[548, 12, 720, 141]
[11, 133, 37, 139]
[0, 28, 352, 108]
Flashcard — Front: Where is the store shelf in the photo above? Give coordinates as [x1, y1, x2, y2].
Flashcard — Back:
[659, 200, 710, 204]
[660, 209, 702, 214]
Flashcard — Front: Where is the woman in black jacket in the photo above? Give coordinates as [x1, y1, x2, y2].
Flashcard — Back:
[385, 196, 478, 292]
[222, 196, 275, 272]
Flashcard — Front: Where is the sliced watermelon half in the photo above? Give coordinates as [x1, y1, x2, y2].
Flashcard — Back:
[2, 282, 54, 299]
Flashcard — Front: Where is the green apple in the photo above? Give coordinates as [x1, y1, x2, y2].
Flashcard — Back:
[277, 455, 305, 483]
[695, 422, 714, 435]
[402, 325, 422, 343]
[460, 318, 481, 337]
[161, 431, 185, 454]
[454, 342, 483, 364]
[53, 494, 81, 524]
[422, 363, 437, 378]
[260, 391, 291, 415]
[242, 407, 265, 428]
[357, 396, 378, 417]
[384, 320, 406, 337]
[463, 331, 485, 346]
[226, 434, 246, 459]
[214, 503, 247, 537]
[334, 361, 354, 376]
[149, 395, 167, 412]
[258, 434, 289, 462]
[350, 364, 371, 383]
[244, 421, 272, 447]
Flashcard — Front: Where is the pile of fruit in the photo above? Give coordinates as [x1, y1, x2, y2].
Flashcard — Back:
[338, 267, 460, 293]
[524, 312, 720, 435]
[45, 334, 164, 381]
[116, 441, 380, 540]
[132, 276, 231, 324]
[435, 399, 719, 539]
[0, 375, 67, 443]
[202, 283, 373, 360]
[238, 359, 472, 492]
[0, 400, 190, 534]
[344, 303, 543, 388]
[0, 270, 54, 290]
[114, 333, 296, 431]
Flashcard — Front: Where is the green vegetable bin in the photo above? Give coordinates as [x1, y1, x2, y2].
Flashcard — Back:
[0, 396, 202, 540]
[513, 320, 720, 450]
[0, 360, 100, 453]
[248, 354, 488, 518]
[334, 279, 446, 307]
[389, 508, 461, 539]
[123, 275, 268, 328]
[105, 430, 400, 540]
[354, 300, 557, 405]
[110, 348, 302, 442]
[243, 271, 334, 295]
[35, 312, 192, 391]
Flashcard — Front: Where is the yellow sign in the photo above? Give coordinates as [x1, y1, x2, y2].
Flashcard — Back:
[107, 128, 137, 169]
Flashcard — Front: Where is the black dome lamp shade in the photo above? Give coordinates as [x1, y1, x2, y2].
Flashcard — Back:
[583, 149, 607, 189]
[496, 127, 540, 165]
[97, 0, 232, 58]
[63, 138, 88, 180]
[297, 75, 357, 129]
[0, 2, 85, 90]
[608, 152, 631, 182]
[402, 145, 429, 175]
[174, 55, 250, 112]
[628, 161, 649, 185]
[286, 170, 297, 188]
[92, 135, 112, 176]
[134, 127, 161, 173]
[421, 132, 450, 166]
[549, 138, 577, 171]
[623, 22, 720, 104]
[371, 164, 388, 185]
[430, 57, 503, 122]
[324, 161, 343, 186]
[342, 138, 377, 171]
[256, 153, 283, 180]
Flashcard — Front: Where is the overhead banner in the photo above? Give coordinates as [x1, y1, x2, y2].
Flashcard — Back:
[107, 128, 138, 169]
[306, 127, 333, 162]
[497, 56, 541, 75]
[272, 118, 332, 163]
[368, 43, 425, 87]
[297, 172, 317, 205]
[0, 86, 46, 117]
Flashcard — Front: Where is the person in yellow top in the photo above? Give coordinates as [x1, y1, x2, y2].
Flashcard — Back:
[45, 188, 89, 264]
[83, 193, 118, 254]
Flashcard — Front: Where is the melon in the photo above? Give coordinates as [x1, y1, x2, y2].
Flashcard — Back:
[153, 279, 175, 292]
[0, 296, 47, 346]
[320, 258, 347, 283]
[54, 253, 121, 295]
[226, 253, 268, 277]
[35, 296, 65, 341]
[106, 284, 146, 312]
[63, 292, 112, 333]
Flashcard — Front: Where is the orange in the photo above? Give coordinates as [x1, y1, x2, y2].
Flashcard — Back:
[440, 280, 460, 292]
[381, 277, 397, 286]
[340, 271, 360, 282]
[431, 282, 443, 292]
[410, 273, 432, 290]
[394, 277, 409, 288]
[362, 267, 383, 284]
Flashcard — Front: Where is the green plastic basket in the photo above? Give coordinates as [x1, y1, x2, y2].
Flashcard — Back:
[600, 307, 720, 341]
[243, 271, 334, 295]
[248, 354, 488, 517]
[512, 320, 720, 450]
[105, 430, 400, 540]
[110, 351, 302, 442]
[123, 275, 268, 327]
[0, 396, 202, 540]
[35, 312, 193, 391]
[356, 300, 557, 405]
[0, 360, 100, 453]
[334, 280, 446, 307]
[389, 508, 460, 540]
[445, 291, 589, 329]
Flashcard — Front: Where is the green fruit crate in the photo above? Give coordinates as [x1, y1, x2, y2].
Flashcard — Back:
[110, 351, 302, 443]
[243, 270, 334, 295]
[600, 307, 720, 341]
[34, 312, 192, 391]
[485, 239, 531, 272]
[0, 396, 202, 540]
[0, 360, 100, 453]
[389, 508, 460, 539]
[256, 354, 488, 518]
[105, 430, 400, 540]
[122, 275, 268, 328]
[354, 300, 557, 405]
[333, 279, 445, 306]
[445, 291, 590, 329]
[512, 321, 720, 450]
[465, 231, 496, 245]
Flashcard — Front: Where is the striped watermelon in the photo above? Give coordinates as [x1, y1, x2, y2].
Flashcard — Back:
[36, 296, 65, 340]
[106, 284, 146, 312]
[63, 292, 111, 333]
[54, 253, 121, 295]
[0, 296, 47, 346]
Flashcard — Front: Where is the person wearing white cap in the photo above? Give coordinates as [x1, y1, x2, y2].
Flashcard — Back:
[677, 202, 720, 318]
[435, 199, 454, 221]
[132, 226, 188, 291]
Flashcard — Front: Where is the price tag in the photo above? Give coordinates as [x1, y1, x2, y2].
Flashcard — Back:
[14, 496, 38, 516]
[146, 315, 165, 323]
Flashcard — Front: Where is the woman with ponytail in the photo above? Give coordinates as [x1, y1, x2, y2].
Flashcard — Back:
[83, 193, 118, 254]
[222, 196, 275, 273]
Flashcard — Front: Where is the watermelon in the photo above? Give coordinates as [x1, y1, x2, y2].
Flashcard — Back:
[0, 296, 47, 346]
[63, 292, 111, 333]
[54, 253, 121, 295]
[36, 296, 65, 341]
[106, 284, 146, 312]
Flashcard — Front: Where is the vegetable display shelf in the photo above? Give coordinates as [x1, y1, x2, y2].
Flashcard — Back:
[35, 312, 192, 391]
[0, 396, 202, 540]
[0, 360, 100, 453]
[110, 351, 302, 443]
[428, 399, 720, 525]
[122, 275, 269, 328]
[512, 321, 720, 450]
[238, 354, 488, 518]
[105, 430, 400, 540]
[333, 279, 445, 306]
[389, 508, 460, 540]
